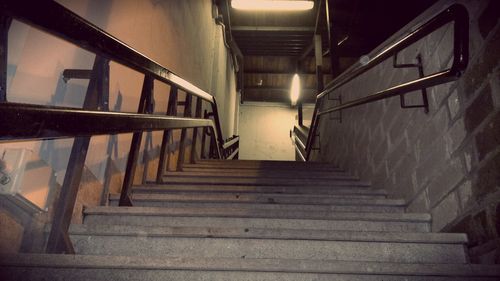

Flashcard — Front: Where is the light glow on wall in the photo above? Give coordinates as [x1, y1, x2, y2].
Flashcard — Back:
[290, 73, 300, 106]
[231, 0, 314, 11]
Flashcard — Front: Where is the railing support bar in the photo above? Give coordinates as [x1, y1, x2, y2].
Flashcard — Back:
[325, 0, 340, 77]
[46, 56, 108, 254]
[176, 93, 193, 170]
[314, 34, 324, 92]
[200, 110, 209, 159]
[155, 86, 178, 183]
[119, 75, 154, 206]
[0, 15, 12, 102]
[190, 97, 203, 163]
[298, 101, 303, 126]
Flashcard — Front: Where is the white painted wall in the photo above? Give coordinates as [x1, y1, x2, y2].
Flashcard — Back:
[238, 102, 313, 160]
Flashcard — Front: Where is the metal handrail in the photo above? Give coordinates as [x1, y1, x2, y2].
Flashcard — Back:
[0, 0, 226, 150]
[0, 0, 240, 254]
[222, 136, 240, 150]
[226, 148, 239, 160]
[293, 124, 309, 143]
[0, 102, 222, 156]
[304, 4, 469, 160]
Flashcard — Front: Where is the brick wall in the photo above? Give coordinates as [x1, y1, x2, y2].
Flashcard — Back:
[312, 0, 499, 263]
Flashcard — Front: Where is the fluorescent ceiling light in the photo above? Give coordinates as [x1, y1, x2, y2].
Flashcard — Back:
[290, 74, 300, 106]
[232, 0, 314, 11]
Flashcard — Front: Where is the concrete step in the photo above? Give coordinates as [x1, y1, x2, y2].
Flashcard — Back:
[195, 159, 337, 166]
[133, 184, 388, 197]
[69, 224, 467, 243]
[181, 165, 347, 174]
[184, 160, 342, 171]
[69, 224, 466, 263]
[183, 164, 344, 173]
[158, 176, 371, 187]
[165, 170, 356, 180]
[108, 193, 405, 213]
[2, 254, 499, 281]
[83, 206, 431, 232]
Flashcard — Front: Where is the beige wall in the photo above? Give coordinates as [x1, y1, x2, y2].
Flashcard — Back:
[238, 102, 313, 160]
[0, 0, 238, 253]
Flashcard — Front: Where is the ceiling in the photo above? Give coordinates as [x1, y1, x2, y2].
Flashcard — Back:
[224, 0, 438, 104]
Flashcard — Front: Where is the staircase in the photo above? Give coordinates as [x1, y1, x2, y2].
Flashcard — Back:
[1, 159, 499, 280]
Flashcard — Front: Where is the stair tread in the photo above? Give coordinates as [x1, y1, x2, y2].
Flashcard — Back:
[194, 159, 335, 165]
[133, 185, 388, 196]
[2, 254, 499, 277]
[184, 163, 343, 169]
[158, 176, 371, 186]
[165, 171, 356, 180]
[84, 206, 431, 222]
[108, 193, 402, 206]
[181, 166, 348, 174]
[108, 201, 404, 213]
[70, 230, 467, 264]
[182, 166, 345, 173]
[183, 162, 343, 171]
[69, 224, 467, 244]
[84, 213, 430, 232]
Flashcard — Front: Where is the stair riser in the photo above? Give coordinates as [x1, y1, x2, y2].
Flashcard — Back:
[71, 235, 466, 264]
[133, 189, 387, 198]
[185, 161, 340, 168]
[130, 190, 388, 199]
[166, 171, 354, 179]
[183, 166, 344, 172]
[108, 200, 404, 213]
[69, 224, 468, 243]
[185, 161, 342, 166]
[115, 193, 392, 204]
[181, 167, 349, 175]
[1, 268, 497, 281]
[84, 215, 430, 232]
[134, 186, 383, 196]
[160, 177, 370, 187]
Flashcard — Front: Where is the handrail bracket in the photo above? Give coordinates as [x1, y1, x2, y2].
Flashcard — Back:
[327, 94, 343, 122]
[393, 53, 429, 114]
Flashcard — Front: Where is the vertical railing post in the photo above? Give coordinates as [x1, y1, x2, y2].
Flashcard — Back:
[200, 110, 209, 159]
[0, 16, 12, 102]
[314, 34, 324, 92]
[119, 75, 154, 206]
[210, 101, 225, 149]
[325, 0, 340, 77]
[156, 86, 178, 183]
[190, 97, 203, 163]
[176, 93, 192, 170]
[295, 57, 303, 126]
[46, 56, 109, 254]
[209, 132, 216, 158]
[140, 95, 155, 184]
[298, 100, 303, 126]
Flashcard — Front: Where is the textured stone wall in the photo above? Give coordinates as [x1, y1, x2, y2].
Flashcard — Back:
[312, 0, 499, 263]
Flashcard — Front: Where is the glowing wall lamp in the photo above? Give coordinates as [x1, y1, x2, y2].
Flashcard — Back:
[231, 0, 314, 12]
[290, 73, 300, 106]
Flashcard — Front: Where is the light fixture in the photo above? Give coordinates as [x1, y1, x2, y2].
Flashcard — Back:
[290, 73, 300, 106]
[231, 0, 314, 12]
